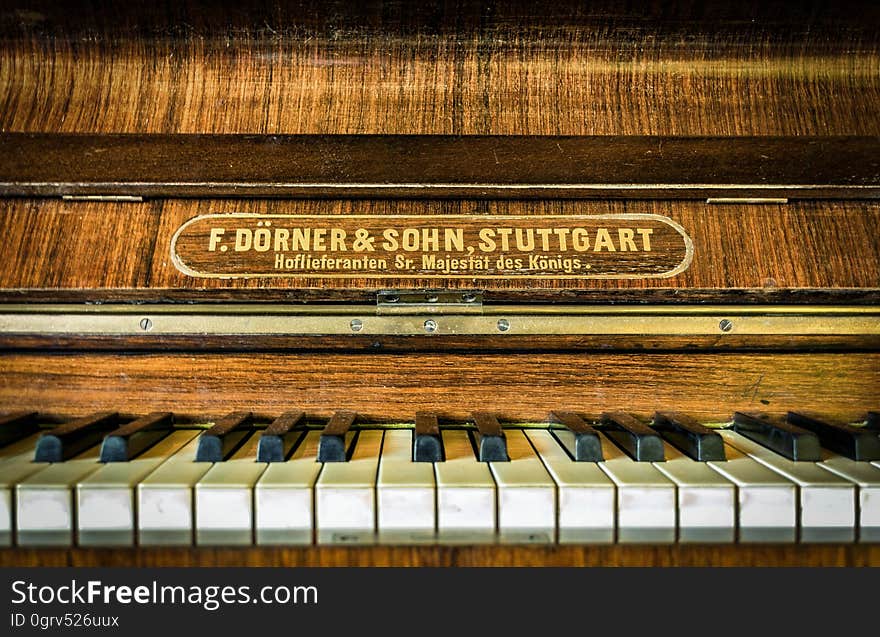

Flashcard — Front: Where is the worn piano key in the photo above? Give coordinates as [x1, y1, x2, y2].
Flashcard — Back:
[434, 430, 496, 543]
[527, 429, 615, 543]
[195, 432, 267, 545]
[317, 411, 357, 463]
[257, 411, 304, 463]
[34, 412, 118, 463]
[77, 430, 198, 546]
[732, 412, 821, 462]
[194, 411, 251, 462]
[255, 430, 320, 545]
[16, 443, 103, 545]
[652, 412, 726, 462]
[99, 412, 173, 463]
[472, 412, 509, 462]
[651, 442, 735, 542]
[786, 412, 880, 461]
[549, 412, 603, 462]
[413, 412, 443, 462]
[377, 429, 436, 543]
[315, 430, 382, 544]
[817, 450, 880, 542]
[0, 412, 38, 448]
[137, 433, 215, 545]
[601, 412, 665, 462]
[721, 430, 855, 542]
[706, 443, 797, 542]
[0, 433, 45, 545]
[489, 429, 555, 543]
[596, 433, 676, 542]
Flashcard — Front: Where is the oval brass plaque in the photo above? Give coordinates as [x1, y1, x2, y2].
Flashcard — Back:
[171, 213, 693, 281]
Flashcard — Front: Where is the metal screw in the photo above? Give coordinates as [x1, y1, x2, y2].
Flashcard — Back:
[461, 292, 477, 303]
[350, 319, 364, 332]
[719, 319, 733, 332]
[426, 294, 439, 303]
[497, 318, 510, 332]
[385, 295, 400, 303]
[139, 318, 153, 331]
[424, 319, 438, 333]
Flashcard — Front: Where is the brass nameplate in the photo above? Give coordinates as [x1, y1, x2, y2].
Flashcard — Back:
[171, 214, 693, 280]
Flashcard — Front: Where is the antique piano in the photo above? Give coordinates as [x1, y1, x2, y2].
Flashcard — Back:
[0, 1, 878, 566]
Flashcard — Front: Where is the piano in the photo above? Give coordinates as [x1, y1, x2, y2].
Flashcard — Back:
[0, 1, 878, 566]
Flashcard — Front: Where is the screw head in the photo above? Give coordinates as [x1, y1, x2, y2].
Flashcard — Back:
[719, 319, 733, 332]
[426, 294, 439, 303]
[139, 318, 153, 331]
[350, 319, 364, 332]
[424, 319, 438, 333]
[385, 295, 400, 303]
[497, 318, 510, 332]
[461, 292, 477, 303]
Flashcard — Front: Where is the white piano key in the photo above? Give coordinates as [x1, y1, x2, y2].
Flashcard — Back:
[76, 430, 198, 546]
[195, 432, 266, 545]
[377, 429, 435, 544]
[526, 429, 615, 543]
[315, 430, 382, 544]
[817, 450, 880, 542]
[489, 429, 555, 544]
[707, 442, 797, 542]
[651, 442, 736, 543]
[255, 431, 320, 545]
[137, 431, 214, 545]
[0, 433, 43, 464]
[0, 461, 46, 546]
[721, 430, 855, 542]
[16, 444, 103, 546]
[435, 430, 496, 543]
[596, 433, 676, 543]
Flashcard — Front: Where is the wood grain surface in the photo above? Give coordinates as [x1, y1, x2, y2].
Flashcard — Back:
[0, 351, 876, 422]
[0, 199, 877, 301]
[1, 544, 879, 567]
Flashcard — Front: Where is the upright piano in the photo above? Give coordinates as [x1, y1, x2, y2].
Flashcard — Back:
[0, 1, 878, 566]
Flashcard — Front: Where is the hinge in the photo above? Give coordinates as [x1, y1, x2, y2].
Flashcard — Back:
[376, 291, 483, 315]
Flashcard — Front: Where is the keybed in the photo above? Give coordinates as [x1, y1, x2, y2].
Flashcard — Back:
[0, 411, 878, 546]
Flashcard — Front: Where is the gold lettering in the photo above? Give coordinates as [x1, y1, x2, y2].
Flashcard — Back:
[617, 228, 637, 252]
[422, 228, 439, 252]
[312, 229, 327, 251]
[234, 229, 252, 252]
[536, 228, 553, 251]
[637, 228, 654, 251]
[593, 228, 616, 252]
[330, 229, 347, 251]
[514, 228, 535, 251]
[382, 229, 399, 251]
[478, 228, 496, 252]
[445, 228, 464, 252]
[402, 228, 420, 252]
[572, 228, 589, 251]
[273, 228, 290, 252]
[253, 228, 271, 252]
[208, 228, 225, 251]
[496, 228, 513, 251]
[553, 228, 571, 251]
[291, 228, 310, 251]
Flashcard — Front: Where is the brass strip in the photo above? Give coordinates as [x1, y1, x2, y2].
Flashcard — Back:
[0, 305, 876, 336]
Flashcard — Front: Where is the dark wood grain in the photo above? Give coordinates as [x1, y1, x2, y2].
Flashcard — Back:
[0, 351, 875, 423]
[1, 545, 878, 567]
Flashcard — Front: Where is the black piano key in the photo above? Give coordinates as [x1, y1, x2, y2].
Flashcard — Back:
[257, 411, 305, 462]
[34, 411, 119, 462]
[318, 411, 356, 462]
[549, 411, 603, 461]
[733, 412, 821, 462]
[652, 411, 726, 462]
[0, 412, 39, 448]
[601, 412, 665, 462]
[471, 412, 508, 462]
[100, 412, 173, 462]
[195, 411, 252, 462]
[866, 412, 879, 430]
[787, 412, 880, 461]
[414, 412, 443, 462]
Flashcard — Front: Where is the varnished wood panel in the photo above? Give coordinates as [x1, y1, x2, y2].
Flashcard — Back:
[1, 545, 878, 567]
[1, 1, 878, 137]
[0, 199, 877, 301]
[0, 351, 876, 422]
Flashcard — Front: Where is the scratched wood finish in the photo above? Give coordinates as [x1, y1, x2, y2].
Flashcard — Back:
[0, 351, 876, 422]
[1, 1, 879, 137]
[1, 545, 879, 567]
[0, 199, 878, 301]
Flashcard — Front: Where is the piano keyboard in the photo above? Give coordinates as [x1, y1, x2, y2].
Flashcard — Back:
[1, 410, 878, 547]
